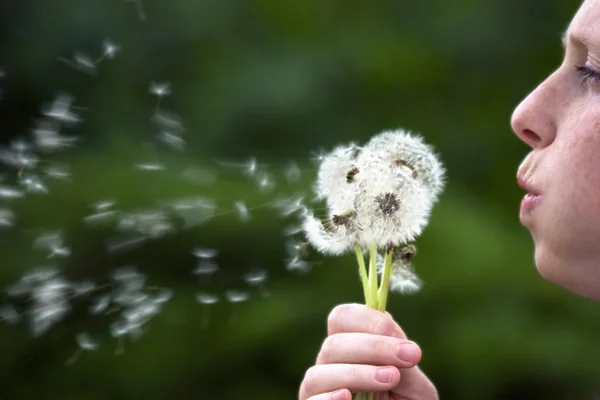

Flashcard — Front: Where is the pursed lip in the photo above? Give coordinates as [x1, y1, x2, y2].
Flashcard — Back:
[517, 176, 541, 196]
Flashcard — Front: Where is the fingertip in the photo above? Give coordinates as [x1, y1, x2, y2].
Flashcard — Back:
[330, 388, 351, 400]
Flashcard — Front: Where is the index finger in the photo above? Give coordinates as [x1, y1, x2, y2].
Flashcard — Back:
[327, 303, 407, 339]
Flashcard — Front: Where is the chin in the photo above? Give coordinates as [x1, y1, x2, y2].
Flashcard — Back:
[534, 246, 600, 302]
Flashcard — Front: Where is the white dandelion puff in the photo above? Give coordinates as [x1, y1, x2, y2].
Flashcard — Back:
[302, 213, 356, 255]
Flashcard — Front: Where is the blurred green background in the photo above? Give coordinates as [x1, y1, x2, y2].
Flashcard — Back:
[1, 0, 598, 399]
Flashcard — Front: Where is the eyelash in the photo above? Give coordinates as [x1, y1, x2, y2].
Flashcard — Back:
[576, 65, 600, 84]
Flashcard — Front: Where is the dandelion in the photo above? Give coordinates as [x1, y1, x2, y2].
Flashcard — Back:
[301, 129, 445, 400]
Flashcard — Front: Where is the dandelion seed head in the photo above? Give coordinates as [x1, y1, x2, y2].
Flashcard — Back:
[360, 129, 445, 199]
[315, 143, 361, 211]
[302, 213, 356, 255]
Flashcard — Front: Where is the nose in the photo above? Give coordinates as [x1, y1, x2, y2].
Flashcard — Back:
[510, 70, 560, 149]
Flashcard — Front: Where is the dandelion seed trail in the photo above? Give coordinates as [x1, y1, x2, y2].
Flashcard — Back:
[0, 36, 317, 361]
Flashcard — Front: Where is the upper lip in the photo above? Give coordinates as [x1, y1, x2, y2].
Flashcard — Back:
[517, 176, 541, 196]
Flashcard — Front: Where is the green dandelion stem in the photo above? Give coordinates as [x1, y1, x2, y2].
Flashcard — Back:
[355, 246, 371, 308]
[377, 248, 393, 312]
[368, 245, 378, 310]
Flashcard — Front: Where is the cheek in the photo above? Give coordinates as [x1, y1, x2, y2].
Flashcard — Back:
[547, 111, 600, 246]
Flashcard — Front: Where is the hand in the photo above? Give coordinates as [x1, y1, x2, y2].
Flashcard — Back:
[298, 303, 438, 400]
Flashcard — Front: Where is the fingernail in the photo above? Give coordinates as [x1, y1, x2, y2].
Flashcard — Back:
[331, 389, 346, 400]
[375, 367, 394, 383]
[397, 343, 418, 363]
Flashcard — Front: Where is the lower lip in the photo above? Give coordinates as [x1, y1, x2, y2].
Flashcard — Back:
[520, 193, 541, 216]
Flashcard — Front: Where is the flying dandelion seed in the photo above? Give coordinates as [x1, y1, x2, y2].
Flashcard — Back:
[169, 196, 216, 229]
[66, 332, 99, 365]
[136, 162, 166, 172]
[59, 52, 97, 75]
[234, 201, 250, 222]
[89, 295, 111, 315]
[0, 304, 20, 325]
[195, 292, 219, 329]
[0, 208, 15, 228]
[34, 231, 71, 259]
[97, 39, 120, 63]
[225, 289, 249, 326]
[43, 163, 71, 180]
[149, 82, 171, 112]
[243, 268, 270, 297]
[284, 162, 302, 183]
[180, 166, 218, 185]
[192, 260, 219, 280]
[192, 247, 219, 259]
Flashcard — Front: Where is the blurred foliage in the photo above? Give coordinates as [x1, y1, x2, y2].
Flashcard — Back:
[1, 0, 598, 399]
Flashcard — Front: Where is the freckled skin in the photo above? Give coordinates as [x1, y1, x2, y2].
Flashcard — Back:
[511, 0, 600, 300]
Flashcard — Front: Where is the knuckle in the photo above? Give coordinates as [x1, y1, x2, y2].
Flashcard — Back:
[301, 366, 321, 397]
[370, 314, 398, 336]
[316, 334, 338, 364]
[327, 303, 354, 332]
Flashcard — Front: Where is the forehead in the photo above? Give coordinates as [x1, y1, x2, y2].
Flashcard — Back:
[568, 0, 600, 45]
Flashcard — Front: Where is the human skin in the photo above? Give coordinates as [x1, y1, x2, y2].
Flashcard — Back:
[299, 1, 600, 399]
[512, 0, 600, 301]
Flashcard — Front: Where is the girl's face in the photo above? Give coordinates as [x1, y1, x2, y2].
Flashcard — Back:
[511, 0, 600, 301]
